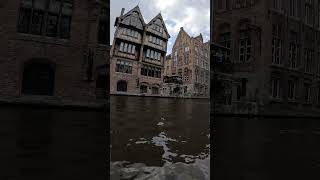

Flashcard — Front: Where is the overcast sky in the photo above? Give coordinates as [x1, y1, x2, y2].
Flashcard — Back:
[110, 0, 210, 54]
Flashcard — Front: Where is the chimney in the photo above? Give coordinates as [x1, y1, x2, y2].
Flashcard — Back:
[120, 8, 125, 16]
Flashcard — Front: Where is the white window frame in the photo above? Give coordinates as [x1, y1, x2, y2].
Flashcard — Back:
[132, 45, 136, 54]
[120, 42, 124, 52]
[147, 49, 150, 58]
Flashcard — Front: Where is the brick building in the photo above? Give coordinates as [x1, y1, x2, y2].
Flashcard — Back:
[168, 27, 210, 98]
[213, 0, 320, 115]
[0, 0, 110, 107]
[110, 6, 170, 96]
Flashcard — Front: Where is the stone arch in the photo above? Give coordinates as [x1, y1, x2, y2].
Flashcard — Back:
[117, 80, 127, 92]
[21, 60, 55, 96]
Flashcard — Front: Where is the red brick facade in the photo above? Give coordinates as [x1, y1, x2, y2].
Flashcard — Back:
[0, 0, 109, 106]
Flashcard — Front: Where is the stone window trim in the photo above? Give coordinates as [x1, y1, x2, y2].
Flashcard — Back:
[17, 0, 73, 39]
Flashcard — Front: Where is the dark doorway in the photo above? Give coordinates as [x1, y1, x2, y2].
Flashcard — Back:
[96, 75, 108, 99]
[117, 80, 127, 92]
[22, 62, 55, 96]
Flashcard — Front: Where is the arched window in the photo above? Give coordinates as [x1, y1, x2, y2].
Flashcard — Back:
[96, 75, 108, 99]
[140, 85, 148, 93]
[22, 62, 55, 96]
[117, 80, 127, 92]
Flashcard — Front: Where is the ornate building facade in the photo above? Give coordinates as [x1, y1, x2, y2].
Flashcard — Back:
[168, 27, 210, 98]
[110, 6, 170, 96]
[213, 0, 320, 115]
[0, 0, 109, 107]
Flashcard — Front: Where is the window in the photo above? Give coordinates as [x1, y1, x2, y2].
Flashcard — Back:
[234, 0, 255, 8]
[119, 42, 135, 55]
[289, 32, 298, 69]
[272, 25, 282, 65]
[289, 0, 297, 17]
[146, 50, 161, 61]
[153, 25, 162, 33]
[128, 44, 132, 53]
[152, 87, 159, 94]
[18, 0, 46, 35]
[239, 30, 251, 63]
[122, 28, 139, 38]
[140, 85, 148, 93]
[184, 68, 189, 82]
[22, 62, 55, 96]
[132, 45, 136, 54]
[120, 42, 124, 51]
[241, 78, 247, 97]
[288, 79, 297, 100]
[116, 60, 132, 74]
[271, 77, 280, 98]
[117, 80, 127, 92]
[305, 0, 313, 25]
[98, 6, 109, 43]
[304, 48, 313, 73]
[318, 1, 320, 28]
[47, 0, 73, 38]
[141, 65, 161, 78]
[219, 32, 231, 62]
[147, 49, 150, 58]
[20, 0, 75, 37]
[304, 83, 311, 102]
[318, 86, 320, 104]
[273, 0, 282, 10]
[184, 54, 189, 64]
[124, 28, 138, 38]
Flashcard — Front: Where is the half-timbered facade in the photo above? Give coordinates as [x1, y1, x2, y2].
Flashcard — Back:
[110, 6, 170, 96]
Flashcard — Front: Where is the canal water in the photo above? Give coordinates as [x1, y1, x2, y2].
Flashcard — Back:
[110, 96, 210, 167]
[0, 106, 107, 180]
[213, 116, 320, 180]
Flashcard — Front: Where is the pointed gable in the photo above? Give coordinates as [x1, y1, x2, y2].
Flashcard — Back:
[194, 33, 203, 43]
[173, 27, 191, 48]
[121, 6, 145, 30]
[147, 13, 170, 39]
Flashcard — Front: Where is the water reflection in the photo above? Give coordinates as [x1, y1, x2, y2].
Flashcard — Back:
[110, 96, 210, 166]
